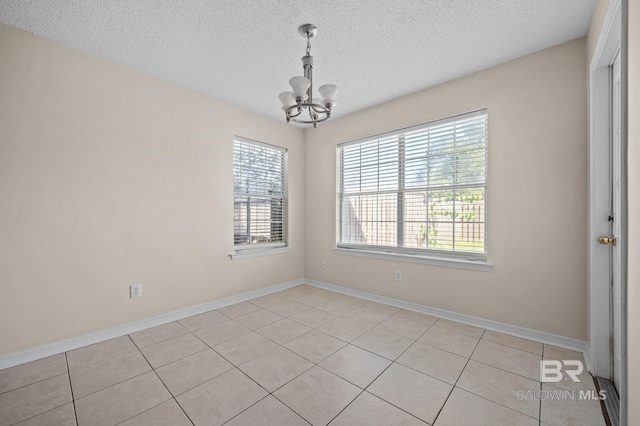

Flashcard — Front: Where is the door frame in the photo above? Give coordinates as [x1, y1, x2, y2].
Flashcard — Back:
[588, 0, 626, 419]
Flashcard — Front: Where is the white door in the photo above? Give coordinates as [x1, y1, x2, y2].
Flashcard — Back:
[610, 50, 622, 392]
[588, 2, 623, 419]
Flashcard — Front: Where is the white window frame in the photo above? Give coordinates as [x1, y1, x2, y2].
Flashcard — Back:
[335, 110, 492, 271]
[232, 136, 289, 260]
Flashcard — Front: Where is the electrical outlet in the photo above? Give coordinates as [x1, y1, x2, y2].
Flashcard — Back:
[321, 259, 327, 269]
[130, 283, 142, 299]
[395, 270, 402, 281]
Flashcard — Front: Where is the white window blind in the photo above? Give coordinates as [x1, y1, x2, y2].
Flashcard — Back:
[337, 110, 488, 260]
[233, 137, 287, 251]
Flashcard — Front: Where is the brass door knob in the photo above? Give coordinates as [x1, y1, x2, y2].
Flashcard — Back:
[598, 236, 617, 246]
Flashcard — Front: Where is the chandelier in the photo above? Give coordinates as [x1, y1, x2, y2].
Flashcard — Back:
[278, 24, 339, 128]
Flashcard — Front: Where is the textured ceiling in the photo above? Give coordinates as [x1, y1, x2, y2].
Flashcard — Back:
[0, 0, 596, 125]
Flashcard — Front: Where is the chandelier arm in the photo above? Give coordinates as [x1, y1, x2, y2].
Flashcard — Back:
[290, 114, 331, 125]
[286, 107, 304, 119]
[285, 102, 329, 116]
[309, 104, 329, 114]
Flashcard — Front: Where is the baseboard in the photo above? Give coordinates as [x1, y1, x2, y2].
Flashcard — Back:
[1, 276, 588, 370]
[305, 278, 587, 354]
[0, 278, 304, 370]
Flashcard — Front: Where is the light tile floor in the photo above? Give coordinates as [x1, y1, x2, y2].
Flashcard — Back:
[0, 285, 609, 426]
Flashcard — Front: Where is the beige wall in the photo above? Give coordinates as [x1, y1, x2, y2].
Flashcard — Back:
[0, 24, 305, 356]
[0, 21, 594, 357]
[626, 0, 639, 422]
[304, 38, 588, 339]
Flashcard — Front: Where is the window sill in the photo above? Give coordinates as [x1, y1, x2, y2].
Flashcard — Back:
[230, 246, 291, 260]
[332, 247, 493, 272]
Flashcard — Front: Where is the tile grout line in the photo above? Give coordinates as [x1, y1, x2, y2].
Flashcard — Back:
[279, 297, 444, 424]
[64, 336, 140, 373]
[0, 369, 67, 397]
[126, 333, 194, 426]
[431, 327, 486, 425]
[129, 320, 191, 350]
[5, 371, 76, 426]
[221, 319, 334, 425]
[442, 329, 542, 424]
[461, 337, 545, 382]
[286, 360, 371, 425]
[229, 360, 313, 425]
[227, 291, 379, 425]
[154, 326, 238, 402]
[539, 377, 543, 426]
[481, 337, 545, 356]
[324, 387, 366, 424]
[443, 381, 542, 424]
[313, 318, 446, 425]
[217, 394, 277, 425]
[347, 327, 443, 425]
[352, 390, 428, 426]
[4, 378, 74, 426]
[457, 357, 541, 382]
[266, 392, 313, 425]
[65, 352, 79, 426]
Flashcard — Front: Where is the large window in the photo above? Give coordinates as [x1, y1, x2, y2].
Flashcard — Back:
[337, 110, 487, 261]
[233, 137, 287, 253]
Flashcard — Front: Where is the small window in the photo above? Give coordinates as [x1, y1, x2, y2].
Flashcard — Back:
[233, 137, 287, 253]
[337, 110, 488, 261]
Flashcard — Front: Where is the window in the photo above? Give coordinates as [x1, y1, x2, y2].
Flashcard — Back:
[337, 110, 488, 262]
[233, 137, 287, 254]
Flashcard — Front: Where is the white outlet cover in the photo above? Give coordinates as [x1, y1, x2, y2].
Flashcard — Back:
[395, 270, 402, 281]
[130, 284, 142, 298]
